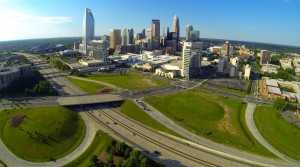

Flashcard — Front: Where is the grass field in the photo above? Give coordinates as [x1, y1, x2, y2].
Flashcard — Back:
[0, 106, 86, 162]
[64, 131, 112, 167]
[254, 106, 300, 160]
[66, 77, 105, 94]
[144, 90, 277, 158]
[119, 100, 181, 138]
[85, 73, 168, 89]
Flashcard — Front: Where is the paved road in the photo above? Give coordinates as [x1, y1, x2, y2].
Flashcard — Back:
[245, 103, 300, 165]
[137, 99, 300, 167]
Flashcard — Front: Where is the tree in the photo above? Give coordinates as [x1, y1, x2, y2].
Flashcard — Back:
[88, 155, 102, 167]
[273, 98, 287, 111]
[140, 157, 149, 167]
[124, 148, 131, 158]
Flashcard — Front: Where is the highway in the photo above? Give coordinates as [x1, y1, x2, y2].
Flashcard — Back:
[9, 53, 298, 166]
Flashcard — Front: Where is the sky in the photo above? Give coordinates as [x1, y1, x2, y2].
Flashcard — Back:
[0, 0, 299, 46]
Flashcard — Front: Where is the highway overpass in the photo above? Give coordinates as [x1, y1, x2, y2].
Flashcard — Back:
[56, 94, 124, 106]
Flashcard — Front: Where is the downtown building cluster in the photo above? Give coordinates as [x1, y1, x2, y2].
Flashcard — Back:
[75, 8, 202, 80]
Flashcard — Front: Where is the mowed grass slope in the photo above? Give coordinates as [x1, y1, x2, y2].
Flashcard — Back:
[254, 106, 300, 160]
[144, 90, 277, 158]
[64, 131, 112, 167]
[66, 76, 105, 94]
[0, 106, 86, 162]
[119, 100, 181, 138]
[86, 73, 168, 89]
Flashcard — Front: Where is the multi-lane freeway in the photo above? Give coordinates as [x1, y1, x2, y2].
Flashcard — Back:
[2, 53, 298, 167]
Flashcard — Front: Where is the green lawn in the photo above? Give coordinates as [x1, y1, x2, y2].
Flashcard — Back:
[64, 130, 112, 167]
[119, 100, 181, 138]
[0, 106, 86, 162]
[66, 77, 105, 94]
[254, 106, 300, 160]
[144, 90, 277, 158]
[85, 73, 168, 89]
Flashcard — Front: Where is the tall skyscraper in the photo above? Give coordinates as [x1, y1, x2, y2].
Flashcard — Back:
[110, 29, 121, 49]
[122, 28, 134, 46]
[122, 28, 129, 46]
[221, 41, 230, 56]
[186, 25, 193, 41]
[151, 19, 160, 38]
[182, 42, 202, 80]
[173, 15, 180, 42]
[141, 29, 146, 38]
[146, 29, 152, 40]
[82, 8, 95, 54]
[163, 27, 169, 37]
[260, 50, 271, 65]
[127, 28, 134, 44]
[190, 30, 200, 42]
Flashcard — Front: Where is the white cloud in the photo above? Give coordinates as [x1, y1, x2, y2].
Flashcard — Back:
[0, 9, 74, 41]
[39, 17, 73, 24]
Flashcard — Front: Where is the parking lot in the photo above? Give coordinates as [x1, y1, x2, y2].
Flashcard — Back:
[206, 74, 249, 91]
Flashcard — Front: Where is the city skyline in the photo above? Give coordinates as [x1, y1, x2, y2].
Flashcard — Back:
[0, 0, 299, 47]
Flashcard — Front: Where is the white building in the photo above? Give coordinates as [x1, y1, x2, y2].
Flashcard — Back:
[230, 57, 239, 77]
[279, 58, 292, 69]
[262, 64, 280, 73]
[182, 42, 202, 80]
[244, 64, 251, 80]
[155, 60, 182, 78]
[217, 56, 229, 73]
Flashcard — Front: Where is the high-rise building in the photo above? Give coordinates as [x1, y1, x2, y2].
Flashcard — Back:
[190, 30, 200, 42]
[230, 57, 239, 77]
[163, 27, 169, 39]
[260, 50, 271, 65]
[186, 25, 193, 41]
[110, 29, 121, 49]
[146, 29, 152, 40]
[122, 28, 129, 46]
[90, 40, 109, 62]
[122, 28, 133, 46]
[151, 19, 160, 38]
[182, 42, 202, 80]
[127, 28, 134, 44]
[82, 8, 95, 54]
[221, 41, 232, 56]
[173, 15, 180, 42]
[217, 56, 229, 73]
[141, 29, 146, 38]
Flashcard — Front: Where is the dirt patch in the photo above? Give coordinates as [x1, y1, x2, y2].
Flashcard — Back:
[217, 103, 238, 136]
[10, 115, 27, 128]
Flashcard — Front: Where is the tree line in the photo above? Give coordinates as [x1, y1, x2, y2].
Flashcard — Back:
[89, 140, 162, 167]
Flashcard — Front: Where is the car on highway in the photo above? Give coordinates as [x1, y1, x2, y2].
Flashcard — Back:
[154, 151, 161, 155]
[130, 132, 135, 136]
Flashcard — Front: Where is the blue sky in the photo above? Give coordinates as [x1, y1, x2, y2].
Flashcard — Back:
[0, 0, 299, 46]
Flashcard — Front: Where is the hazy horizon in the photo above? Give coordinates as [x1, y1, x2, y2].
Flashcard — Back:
[0, 0, 299, 47]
